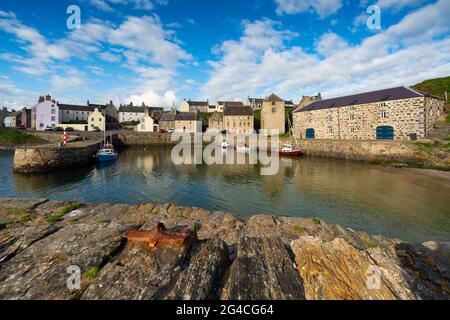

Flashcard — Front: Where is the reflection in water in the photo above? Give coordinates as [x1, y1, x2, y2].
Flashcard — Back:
[1, 148, 449, 242]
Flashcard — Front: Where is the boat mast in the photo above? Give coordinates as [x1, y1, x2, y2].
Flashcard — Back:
[288, 112, 299, 147]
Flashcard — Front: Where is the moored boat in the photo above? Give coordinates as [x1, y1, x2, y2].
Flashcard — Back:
[279, 144, 302, 156]
[96, 131, 118, 163]
[96, 144, 118, 162]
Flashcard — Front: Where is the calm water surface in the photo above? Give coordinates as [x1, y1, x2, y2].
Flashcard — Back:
[1, 148, 449, 242]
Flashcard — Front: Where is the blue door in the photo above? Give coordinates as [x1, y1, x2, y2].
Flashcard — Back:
[376, 126, 394, 140]
[306, 128, 315, 139]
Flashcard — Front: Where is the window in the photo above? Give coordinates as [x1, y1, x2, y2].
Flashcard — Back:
[51, 109, 55, 114]
[380, 102, 387, 107]
[76, 111, 79, 114]
[39, 123, 44, 128]
[99, 118, 102, 122]
[91, 118, 94, 122]
[327, 127, 333, 134]
[328, 115, 333, 122]
[350, 127, 356, 134]
[51, 116, 56, 122]
[380, 112, 387, 119]
[350, 114, 355, 121]
[66, 111, 69, 114]
[272, 108, 276, 113]
[272, 102, 276, 106]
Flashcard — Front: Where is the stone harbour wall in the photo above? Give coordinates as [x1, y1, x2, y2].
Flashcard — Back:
[0, 198, 448, 300]
[13, 141, 100, 173]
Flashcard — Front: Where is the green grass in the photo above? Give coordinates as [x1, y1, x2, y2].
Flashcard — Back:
[416, 142, 435, 154]
[20, 215, 32, 223]
[46, 201, 83, 224]
[364, 241, 377, 249]
[413, 76, 450, 99]
[98, 218, 110, 224]
[0, 129, 43, 146]
[292, 225, 306, 235]
[446, 114, 450, 124]
[5, 205, 34, 216]
[311, 218, 321, 225]
[83, 267, 100, 280]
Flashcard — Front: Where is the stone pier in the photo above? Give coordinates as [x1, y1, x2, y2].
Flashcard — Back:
[13, 140, 101, 174]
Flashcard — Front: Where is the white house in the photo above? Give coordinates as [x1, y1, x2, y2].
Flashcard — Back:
[32, 95, 59, 131]
[136, 114, 156, 132]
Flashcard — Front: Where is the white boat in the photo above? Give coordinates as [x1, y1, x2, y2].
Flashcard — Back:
[236, 146, 257, 152]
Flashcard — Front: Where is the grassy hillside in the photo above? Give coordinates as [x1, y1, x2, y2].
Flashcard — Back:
[413, 76, 450, 99]
[0, 129, 44, 147]
[413, 76, 450, 115]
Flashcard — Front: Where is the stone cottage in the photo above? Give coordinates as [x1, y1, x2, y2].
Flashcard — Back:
[208, 111, 224, 132]
[293, 86, 445, 141]
[180, 99, 209, 113]
[261, 94, 286, 135]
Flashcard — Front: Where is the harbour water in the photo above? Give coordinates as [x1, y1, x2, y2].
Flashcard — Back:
[1, 147, 449, 242]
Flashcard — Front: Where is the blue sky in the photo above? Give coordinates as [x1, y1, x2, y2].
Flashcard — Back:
[0, 0, 449, 109]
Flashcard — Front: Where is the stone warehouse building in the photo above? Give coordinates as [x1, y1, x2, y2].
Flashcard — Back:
[293, 87, 445, 141]
[223, 105, 254, 134]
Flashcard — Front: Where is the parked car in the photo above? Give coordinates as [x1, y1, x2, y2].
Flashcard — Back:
[65, 127, 75, 132]
[55, 127, 64, 132]
[45, 127, 56, 131]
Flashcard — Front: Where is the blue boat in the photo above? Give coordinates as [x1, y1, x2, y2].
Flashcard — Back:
[96, 132, 118, 163]
[96, 147, 118, 162]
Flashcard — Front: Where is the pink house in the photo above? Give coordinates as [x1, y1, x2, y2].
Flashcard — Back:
[31, 94, 59, 131]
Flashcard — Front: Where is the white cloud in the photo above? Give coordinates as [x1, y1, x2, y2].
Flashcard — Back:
[315, 32, 349, 57]
[202, 0, 450, 102]
[275, 0, 343, 18]
[374, 0, 426, 12]
[88, 0, 166, 11]
[0, 11, 192, 108]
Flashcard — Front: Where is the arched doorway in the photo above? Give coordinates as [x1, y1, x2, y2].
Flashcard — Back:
[306, 128, 315, 139]
[376, 126, 394, 140]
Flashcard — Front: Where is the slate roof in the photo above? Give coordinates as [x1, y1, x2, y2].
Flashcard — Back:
[176, 112, 198, 121]
[160, 112, 177, 122]
[185, 100, 208, 106]
[265, 94, 284, 102]
[295, 87, 442, 113]
[59, 104, 106, 112]
[223, 106, 253, 116]
[217, 101, 244, 107]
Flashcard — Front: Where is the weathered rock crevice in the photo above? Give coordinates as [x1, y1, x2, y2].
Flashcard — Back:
[0, 198, 448, 300]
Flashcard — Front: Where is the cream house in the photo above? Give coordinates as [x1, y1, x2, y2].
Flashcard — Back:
[261, 94, 286, 134]
[136, 114, 156, 132]
[59, 108, 105, 132]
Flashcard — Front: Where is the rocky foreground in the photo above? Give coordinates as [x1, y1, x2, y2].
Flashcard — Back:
[0, 198, 448, 300]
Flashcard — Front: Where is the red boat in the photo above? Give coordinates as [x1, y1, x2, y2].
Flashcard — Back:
[279, 144, 303, 156]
